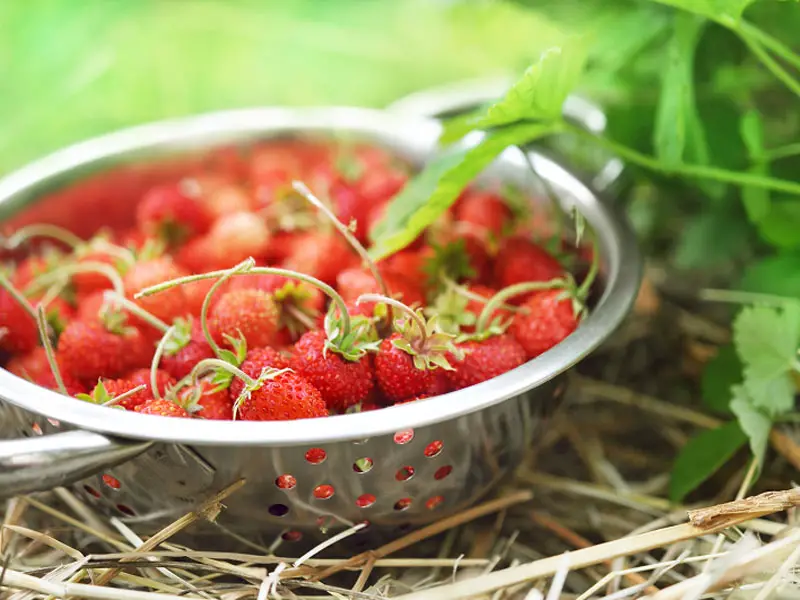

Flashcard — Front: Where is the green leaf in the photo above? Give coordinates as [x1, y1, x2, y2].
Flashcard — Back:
[669, 421, 747, 502]
[653, 13, 706, 168]
[701, 344, 741, 415]
[673, 208, 750, 269]
[647, 0, 755, 23]
[439, 39, 588, 144]
[730, 386, 772, 468]
[369, 122, 559, 261]
[740, 110, 771, 223]
[757, 199, 800, 248]
[741, 253, 800, 298]
[733, 302, 800, 416]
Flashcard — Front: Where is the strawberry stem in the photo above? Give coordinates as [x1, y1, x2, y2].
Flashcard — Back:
[150, 325, 177, 401]
[86, 239, 137, 268]
[200, 259, 256, 357]
[4, 224, 83, 250]
[0, 271, 38, 322]
[475, 279, 565, 333]
[105, 384, 147, 407]
[441, 273, 524, 314]
[35, 304, 66, 396]
[103, 291, 169, 333]
[576, 235, 600, 302]
[190, 358, 257, 388]
[138, 264, 354, 343]
[28, 261, 125, 297]
[292, 181, 392, 300]
[285, 304, 317, 330]
[357, 293, 427, 344]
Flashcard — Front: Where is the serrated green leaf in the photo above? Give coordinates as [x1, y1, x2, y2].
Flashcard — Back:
[369, 122, 559, 261]
[439, 39, 588, 144]
[654, 13, 706, 168]
[701, 344, 741, 415]
[743, 372, 795, 417]
[647, 0, 755, 23]
[733, 303, 800, 384]
[730, 386, 772, 468]
[669, 421, 747, 502]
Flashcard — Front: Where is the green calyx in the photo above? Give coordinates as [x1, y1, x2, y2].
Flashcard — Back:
[76, 380, 113, 405]
[232, 366, 293, 419]
[99, 305, 136, 336]
[391, 311, 463, 371]
[323, 307, 381, 361]
[163, 317, 194, 357]
[423, 239, 476, 296]
[209, 332, 249, 391]
[425, 287, 476, 335]
[274, 281, 320, 340]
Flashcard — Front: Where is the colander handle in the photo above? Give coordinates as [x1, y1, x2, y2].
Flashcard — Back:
[386, 77, 626, 195]
[0, 430, 152, 498]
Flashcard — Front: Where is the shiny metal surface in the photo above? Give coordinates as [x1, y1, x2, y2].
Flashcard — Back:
[387, 76, 626, 195]
[0, 107, 641, 546]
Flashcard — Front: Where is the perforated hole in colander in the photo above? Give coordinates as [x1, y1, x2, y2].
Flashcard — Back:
[269, 503, 289, 517]
[313, 484, 335, 500]
[434, 465, 453, 480]
[47, 418, 60, 428]
[281, 530, 302, 542]
[393, 429, 414, 445]
[305, 448, 327, 464]
[356, 493, 376, 508]
[102, 474, 121, 490]
[395, 466, 415, 481]
[275, 474, 297, 489]
[394, 498, 412, 511]
[84, 485, 101, 499]
[426, 495, 444, 510]
[353, 457, 373, 473]
[31, 423, 43, 436]
[116, 504, 136, 516]
[424, 440, 443, 457]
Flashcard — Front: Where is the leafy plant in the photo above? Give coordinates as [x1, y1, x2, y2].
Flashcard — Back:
[372, 0, 800, 501]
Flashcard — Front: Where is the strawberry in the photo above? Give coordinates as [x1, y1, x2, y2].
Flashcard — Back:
[5, 347, 51, 382]
[37, 296, 75, 336]
[57, 318, 151, 383]
[192, 176, 255, 219]
[241, 346, 291, 371]
[495, 237, 564, 301]
[11, 249, 65, 290]
[454, 190, 511, 238]
[290, 329, 374, 412]
[336, 267, 425, 308]
[99, 368, 177, 411]
[183, 278, 227, 317]
[374, 334, 437, 402]
[229, 365, 327, 421]
[510, 289, 579, 359]
[178, 211, 270, 272]
[261, 231, 304, 264]
[136, 183, 211, 245]
[179, 379, 233, 420]
[160, 318, 215, 380]
[36, 367, 86, 396]
[123, 258, 190, 324]
[282, 232, 357, 285]
[445, 334, 526, 390]
[0, 289, 38, 354]
[77, 291, 106, 322]
[135, 397, 190, 418]
[70, 238, 130, 295]
[208, 289, 278, 349]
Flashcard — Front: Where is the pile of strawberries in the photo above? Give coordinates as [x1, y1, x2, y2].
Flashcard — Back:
[0, 139, 593, 421]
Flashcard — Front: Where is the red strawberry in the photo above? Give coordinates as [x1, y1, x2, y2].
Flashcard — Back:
[71, 246, 126, 295]
[495, 237, 564, 301]
[38, 296, 75, 335]
[208, 289, 278, 349]
[244, 346, 291, 371]
[261, 231, 303, 264]
[445, 334, 526, 390]
[180, 379, 233, 420]
[135, 398, 190, 418]
[178, 211, 270, 271]
[160, 319, 215, 380]
[282, 232, 357, 285]
[454, 191, 511, 238]
[229, 365, 327, 421]
[290, 330, 374, 412]
[6, 347, 51, 382]
[382, 249, 428, 282]
[336, 267, 425, 308]
[11, 250, 65, 290]
[374, 334, 437, 402]
[462, 285, 511, 333]
[95, 368, 174, 411]
[57, 319, 151, 383]
[77, 291, 106, 322]
[35, 365, 86, 396]
[136, 183, 211, 244]
[123, 258, 190, 324]
[0, 289, 38, 354]
[193, 177, 255, 220]
[183, 278, 227, 317]
[228, 274, 324, 311]
[510, 289, 578, 359]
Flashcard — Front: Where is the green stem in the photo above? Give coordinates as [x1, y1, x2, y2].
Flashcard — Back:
[35, 305, 66, 396]
[357, 293, 427, 343]
[442, 273, 523, 314]
[29, 261, 125, 297]
[200, 259, 256, 357]
[476, 279, 564, 333]
[138, 264, 353, 342]
[699, 288, 798, 307]
[0, 272, 38, 322]
[737, 20, 800, 72]
[4, 224, 83, 250]
[762, 142, 800, 163]
[190, 358, 257, 388]
[104, 384, 147, 408]
[576, 235, 600, 301]
[566, 124, 800, 196]
[737, 30, 800, 99]
[87, 239, 137, 267]
[150, 325, 177, 401]
[103, 291, 169, 333]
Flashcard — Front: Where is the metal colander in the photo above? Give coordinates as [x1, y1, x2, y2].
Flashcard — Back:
[0, 106, 641, 550]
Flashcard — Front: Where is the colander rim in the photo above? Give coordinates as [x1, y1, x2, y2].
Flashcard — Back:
[0, 106, 642, 446]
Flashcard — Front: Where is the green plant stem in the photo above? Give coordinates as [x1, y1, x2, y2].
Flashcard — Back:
[29, 262, 125, 296]
[737, 30, 800, 99]
[191, 358, 257, 388]
[566, 124, 800, 195]
[357, 293, 427, 341]
[199, 259, 255, 358]
[762, 142, 800, 163]
[737, 20, 800, 71]
[151, 325, 177, 401]
[103, 291, 169, 333]
[476, 279, 564, 332]
[0, 272, 38, 322]
[104, 384, 147, 407]
[576, 236, 600, 301]
[4, 224, 83, 249]
[700, 288, 799, 307]
[35, 305, 66, 396]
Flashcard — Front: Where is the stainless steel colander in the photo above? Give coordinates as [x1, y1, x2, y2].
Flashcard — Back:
[0, 106, 641, 549]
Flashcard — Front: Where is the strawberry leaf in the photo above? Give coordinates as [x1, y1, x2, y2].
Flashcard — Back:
[164, 317, 193, 356]
[701, 344, 741, 415]
[669, 421, 748, 502]
[645, 0, 755, 22]
[422, 240, 476, 293]
[730, 385, 772, 469]
[368, 122, 559, 261]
